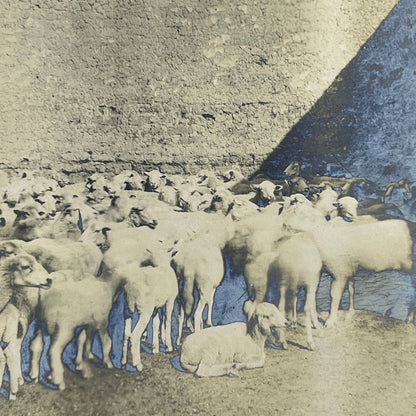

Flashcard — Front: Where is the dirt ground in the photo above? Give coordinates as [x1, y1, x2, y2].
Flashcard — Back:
[2, 310, 416, 416]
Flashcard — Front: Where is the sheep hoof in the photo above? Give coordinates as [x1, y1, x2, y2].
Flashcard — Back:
[9, 392, 17, 401]
[308, 342, 316, 351]
[152, 347, 159, 355]
[281, 341, 288, 350]
[135, 364, 143, 372]
[18, 377, 24, 386]
[58, 382, 66, 391]
[324, 318, 336, 328]
[31, 376, 39, 384]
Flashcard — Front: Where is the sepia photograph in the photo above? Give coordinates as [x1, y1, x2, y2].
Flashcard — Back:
[1, 0, 416, 414]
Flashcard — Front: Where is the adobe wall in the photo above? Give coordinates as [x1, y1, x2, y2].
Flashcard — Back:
[0, 0, 399, 180]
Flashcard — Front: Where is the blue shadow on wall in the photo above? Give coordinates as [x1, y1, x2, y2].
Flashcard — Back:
[259, 0, 416, 188]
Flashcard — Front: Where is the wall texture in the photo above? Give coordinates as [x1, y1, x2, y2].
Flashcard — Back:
[261, 0, 416, 187]
[0, 0, 399, 179]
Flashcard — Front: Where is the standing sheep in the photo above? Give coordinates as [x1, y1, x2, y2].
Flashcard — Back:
[310, 219, 414, 327]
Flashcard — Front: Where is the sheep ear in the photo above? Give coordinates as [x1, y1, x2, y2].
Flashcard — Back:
[101, 227, 111, 235]
[274, 185, 283, 193]
[243, 300, 256, 321]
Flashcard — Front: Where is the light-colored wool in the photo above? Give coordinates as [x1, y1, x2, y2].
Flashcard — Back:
[0, 253, 51, 400]
[179, 301, 288, 377]
[27, 272, 122, 391]
[121, 257, 179, 372]
[244, 232, 322, 350]
[23, 237, 102, 275]
[310, 219, 414, 327]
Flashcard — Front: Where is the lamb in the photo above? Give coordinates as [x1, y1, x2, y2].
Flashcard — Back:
[170, 216, 232, 335]
[179, 300, 288, 377]
[26, 270, 124, 391]
[0, 253, 52, 400]
[336, 196, 359, 219]
[310, 219, 414, 327]
[251, 180, 283, 206]
[22, 237, 103, 275]
[121, 256, 179, 372]
[244, 232, 322, 350]
[312, 185, 339, 220]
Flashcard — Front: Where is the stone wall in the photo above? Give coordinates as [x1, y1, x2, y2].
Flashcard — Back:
[0, 0, 399, 179]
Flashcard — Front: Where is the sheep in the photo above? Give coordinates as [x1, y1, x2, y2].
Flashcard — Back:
[244, 232, 322, 350]
[310, 219, 414, 327]
[251, 180, 283, 206]
[26, 270, 124, 391]
[121, 256, 179, 372]
[170, 216, 232, 335]
[179, 300, 288, 377]
[336, 196, 359, 219]
[312, 185, 339, 220]
[144, 169, 167, 192]
[0, 303, 25, 400]
[283, 161, 368, 195]
[22, 237, 103, 275]
[0, 253, 52, 399]
[0, 203, 17, 239]
[12, 204, 81, 242]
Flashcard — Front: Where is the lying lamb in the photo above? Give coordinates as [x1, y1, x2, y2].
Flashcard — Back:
[179, 301, 288, 377]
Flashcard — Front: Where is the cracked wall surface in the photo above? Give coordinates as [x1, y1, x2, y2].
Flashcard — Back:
[0, 0, 399, 179]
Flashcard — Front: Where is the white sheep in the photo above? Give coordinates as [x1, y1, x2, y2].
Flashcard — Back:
[121, 257, 179, 372]
[26, 271, 123, 390]
[336, 196, 359, 219]
[23, 237, 103, 275]
[244, 232, 322, 350]
[310, 219, 414, 327]
[170, 218, 231, 335]
[313, 185, 339, 220]
[179, 300, 288, 377]
[0, 253, 52, 399]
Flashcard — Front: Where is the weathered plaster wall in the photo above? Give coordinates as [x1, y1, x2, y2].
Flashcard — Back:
[0, 0, 399, 178]
[261, 0, 416, 187]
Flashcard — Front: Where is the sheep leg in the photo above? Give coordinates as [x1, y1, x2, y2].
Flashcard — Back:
[151, 313, 160, 354]
[310, 290, 321, 329]
[348, 279, 355, 311]
[29, 329, 44, 383]
[206, 290, 215, 328]
[182, 276, 195, 332]
[304, 292, 315, 351]
[234, 356, 265, 370]
[97, 326, 113, 369]
[4, 341, 21, 400]
[195, 360, 234, 378]
[176, 305, 185, 347]
[193, 296, 206, 332]
[129, 311, 152, 372]
[121, 318, 132, 367]
[163, 299, 175, 352]
[0, 348, 6, 392]
[48, 328, 74, 391]
[75, 329, 92, 379]
[325, 278, 347, 328]
[277, 287, 288, 349]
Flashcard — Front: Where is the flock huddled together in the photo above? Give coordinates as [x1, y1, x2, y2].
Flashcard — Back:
[0, 162, 415, 399]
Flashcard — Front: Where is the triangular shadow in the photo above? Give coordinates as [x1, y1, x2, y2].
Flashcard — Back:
[258, 0, 416, 186]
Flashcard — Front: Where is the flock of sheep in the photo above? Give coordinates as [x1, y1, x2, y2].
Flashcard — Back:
[0, 162, 415, 399]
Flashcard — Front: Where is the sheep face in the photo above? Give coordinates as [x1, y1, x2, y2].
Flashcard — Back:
[5, 254, 52, 289]
[0, 241, 21, 258]
[245, 301, 288, 336]
[283, 161, 301, 179]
